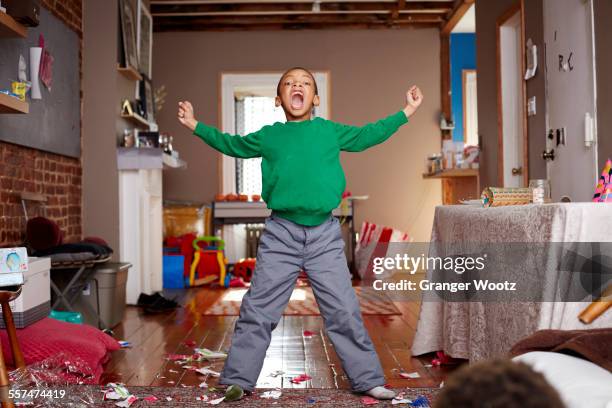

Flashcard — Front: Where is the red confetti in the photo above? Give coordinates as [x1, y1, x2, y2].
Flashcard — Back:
[290, 374, 312, 384]
[303, 330, 316, 337]
[361, 396, 379, 405]
[166, 354, 190, 361]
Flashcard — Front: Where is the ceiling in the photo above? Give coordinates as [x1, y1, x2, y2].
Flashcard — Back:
[451, 3, 474, 33]
[150, 0, 464, 32]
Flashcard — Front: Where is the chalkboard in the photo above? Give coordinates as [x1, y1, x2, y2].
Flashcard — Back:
[0, 8, 80, 158]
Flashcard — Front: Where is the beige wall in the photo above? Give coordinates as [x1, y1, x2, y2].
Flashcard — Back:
[82, 0, 120, 257]
[153, 29, 441, 241]
[475, 0, 547, 188]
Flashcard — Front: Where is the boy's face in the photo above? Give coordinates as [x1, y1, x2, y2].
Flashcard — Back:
[275, 69, 320, 121]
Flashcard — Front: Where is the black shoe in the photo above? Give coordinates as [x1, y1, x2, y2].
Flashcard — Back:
[138, 293, 179, 314]
[137, 292, 179, 308]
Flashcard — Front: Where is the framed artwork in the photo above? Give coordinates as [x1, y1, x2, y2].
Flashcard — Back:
[137, 1, 153, 78]
[136, 131, 160, 148]
[119, 0, 139, 71]
[140, 75, 156, 123]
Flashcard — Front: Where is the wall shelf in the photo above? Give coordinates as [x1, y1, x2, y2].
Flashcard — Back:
[0, 11, 27, 38]
[121, 112, 150, 129]
[422, 168, 479, 179]
[0, 93, 29, 114]
[117, 65, 143, 81]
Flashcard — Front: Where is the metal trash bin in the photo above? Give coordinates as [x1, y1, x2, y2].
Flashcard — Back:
[77, 262, 131, 328]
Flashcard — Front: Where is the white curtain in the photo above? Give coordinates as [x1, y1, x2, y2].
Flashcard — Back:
[464, 70, 479, 146]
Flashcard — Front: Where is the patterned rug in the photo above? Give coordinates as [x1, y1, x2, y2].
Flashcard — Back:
[51, 385, 439, 407]
[202, 286, 401, 316]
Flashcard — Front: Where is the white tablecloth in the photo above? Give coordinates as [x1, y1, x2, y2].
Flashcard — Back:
[411, 203, 612, 362]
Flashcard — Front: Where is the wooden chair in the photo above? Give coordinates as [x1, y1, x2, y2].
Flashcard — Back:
[0, 288, 26, 408]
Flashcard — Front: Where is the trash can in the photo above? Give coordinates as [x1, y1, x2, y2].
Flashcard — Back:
[77, 262, 131, 328]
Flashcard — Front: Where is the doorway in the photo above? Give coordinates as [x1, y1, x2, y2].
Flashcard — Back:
[497, 4, 528, 187]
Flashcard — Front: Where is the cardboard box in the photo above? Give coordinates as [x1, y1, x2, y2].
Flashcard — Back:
[0, 257, 50, 328]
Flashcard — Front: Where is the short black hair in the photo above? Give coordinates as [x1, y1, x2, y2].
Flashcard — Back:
[434, 359, 565, 408]
[276, 67, 318, 96]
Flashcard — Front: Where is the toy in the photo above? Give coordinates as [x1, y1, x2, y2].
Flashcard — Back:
[190, 236, 228, 287]
[593, 159, 612, 202]
[233, 258, 256, 282]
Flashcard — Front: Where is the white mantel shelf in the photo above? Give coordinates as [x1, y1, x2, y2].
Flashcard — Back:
[117, 148, 186, 170]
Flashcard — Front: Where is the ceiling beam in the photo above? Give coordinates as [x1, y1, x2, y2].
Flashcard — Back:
[440, 0, 473, 36]
[154, 21, 442, 31]
[153, 13, 443, 31]
[154, 13, 443, 25]
[151, 1, 453, 15]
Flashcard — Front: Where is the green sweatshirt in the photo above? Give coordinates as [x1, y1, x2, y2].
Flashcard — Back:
[194, 111, 408, 226]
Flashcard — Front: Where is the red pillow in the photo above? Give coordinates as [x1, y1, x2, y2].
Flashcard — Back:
[26, 217, 63, 251]
[1, 318, 120, 383]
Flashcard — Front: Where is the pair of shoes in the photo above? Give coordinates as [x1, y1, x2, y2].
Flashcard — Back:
[365, 386, 396, 400]
[224, 384, 245, 402]
[137, 292, 179, 314]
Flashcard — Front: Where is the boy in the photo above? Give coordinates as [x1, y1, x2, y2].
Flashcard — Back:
[178, 67, 423, 401]
[434, 359, 566, 408]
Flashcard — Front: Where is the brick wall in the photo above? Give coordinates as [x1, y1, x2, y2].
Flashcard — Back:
[0, 0, 83, 247]
[0, 144, 82, 244]
[42, 0, 82, 36]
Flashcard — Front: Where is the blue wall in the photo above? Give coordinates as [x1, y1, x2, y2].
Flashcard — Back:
[450, 33, 476, 142]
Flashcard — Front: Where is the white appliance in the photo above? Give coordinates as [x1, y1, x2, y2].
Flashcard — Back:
[0, 257, 51, 328]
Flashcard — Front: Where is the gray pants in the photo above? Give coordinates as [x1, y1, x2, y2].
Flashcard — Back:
[219, 214, 385, 392]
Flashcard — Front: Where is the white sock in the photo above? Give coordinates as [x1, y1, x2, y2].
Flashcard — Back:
[365, 386, 396, 400]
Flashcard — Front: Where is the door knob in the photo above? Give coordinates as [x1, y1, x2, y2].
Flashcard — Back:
[512, 167, 523, 176]
[542, 149, 555, 161]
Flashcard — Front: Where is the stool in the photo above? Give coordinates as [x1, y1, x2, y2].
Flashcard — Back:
[0, 288, 26, 408]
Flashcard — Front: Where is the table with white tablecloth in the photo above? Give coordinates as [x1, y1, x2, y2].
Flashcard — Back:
[411, 203, 612, 362]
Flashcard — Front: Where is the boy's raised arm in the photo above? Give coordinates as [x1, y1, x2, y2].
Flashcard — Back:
[178, 101, 262, 158]
[335, 86, 423, 152]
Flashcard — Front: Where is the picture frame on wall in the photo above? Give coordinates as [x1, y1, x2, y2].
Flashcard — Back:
[140, 75, 156, 123]
[119, 0, 139, 71]
[137, 0, 153, 79]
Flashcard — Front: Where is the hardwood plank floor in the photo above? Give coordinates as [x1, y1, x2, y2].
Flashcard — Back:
[101, 286, 452, 389]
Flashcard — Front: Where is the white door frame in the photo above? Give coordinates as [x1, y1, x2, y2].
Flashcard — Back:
[219, 71, 330, 194]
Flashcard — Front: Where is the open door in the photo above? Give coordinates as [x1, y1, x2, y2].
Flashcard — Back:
[497, 3, 528, 188]
[543, 0, 598, 201]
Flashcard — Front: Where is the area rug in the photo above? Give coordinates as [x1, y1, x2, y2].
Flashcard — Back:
[202, 286, 401, 316]
[49, 385, 439, 407]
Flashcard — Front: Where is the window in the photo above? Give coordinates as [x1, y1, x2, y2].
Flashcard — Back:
[235, 96, 286, 195]
[220, 72, 329, 195]
[462, 69, 479, 146]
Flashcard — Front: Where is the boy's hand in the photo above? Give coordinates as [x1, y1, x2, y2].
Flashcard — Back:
[178, 101, 198, 131]
[403, 86, 423, 119]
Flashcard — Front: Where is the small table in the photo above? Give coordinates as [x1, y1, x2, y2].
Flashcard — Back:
[411, 203, 612, 362]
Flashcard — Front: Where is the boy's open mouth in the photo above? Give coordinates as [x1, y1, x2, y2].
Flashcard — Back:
[291, 91, 304, 110]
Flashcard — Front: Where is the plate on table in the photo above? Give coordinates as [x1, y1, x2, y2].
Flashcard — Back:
[460, 199, 482, 206]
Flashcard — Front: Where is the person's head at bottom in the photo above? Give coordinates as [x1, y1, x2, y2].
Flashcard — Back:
[434, 359, 565, 408]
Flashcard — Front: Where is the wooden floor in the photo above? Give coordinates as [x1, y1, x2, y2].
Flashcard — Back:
[101, 285, 455, 389]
